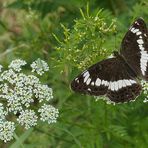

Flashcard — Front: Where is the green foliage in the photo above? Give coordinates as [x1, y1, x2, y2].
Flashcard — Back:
[0, 0, 148, 147]
[54, 8, 116, 71]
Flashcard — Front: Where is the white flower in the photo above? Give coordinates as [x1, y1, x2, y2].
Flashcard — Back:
[1, 69, 17, 84]
[15, 86, 34, 108]
[6, 93, 23, 114]
[34, 84, 53, 102]
[0, 59, 58, 142]
[26, 75, 40, 85]
[31, 58, 49, 75]
[38, 104, 59, 124]
[15, 73, 39, 86]
[0, 121, 15, 142]
[0, 103, 7, 122]
[17, 110, 38, 129]
[15, 73, 28, 87]
[8, 59, 27, 72]
[143, 99, 148, 103]
[0, 83, 9, 96]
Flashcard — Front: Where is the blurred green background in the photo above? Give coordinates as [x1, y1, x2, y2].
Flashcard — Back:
[0, 0, 148, 147]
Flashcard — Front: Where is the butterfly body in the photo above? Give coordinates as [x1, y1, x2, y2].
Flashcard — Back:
[71, 18, 148, 103]
[113, 51, 138, 79]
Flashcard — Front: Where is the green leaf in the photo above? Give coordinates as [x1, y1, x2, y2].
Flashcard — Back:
[10, 128, 34, 148]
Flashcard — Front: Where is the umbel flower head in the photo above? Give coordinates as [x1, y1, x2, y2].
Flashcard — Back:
[0, 59, 59, 142]
[31, 58, 49, 75]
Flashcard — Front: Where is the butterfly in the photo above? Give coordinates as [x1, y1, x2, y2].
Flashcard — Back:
[71, 17, 148, 103]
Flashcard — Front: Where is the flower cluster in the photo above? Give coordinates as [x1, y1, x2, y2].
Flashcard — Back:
[0, 121, 15, 143]
[8, 59, 27, 72]
[141, 80, 148, 103]
[17, 110, 38, 129]
[0, 103, 7, 123]
[0, 59, 59, 142]
[38, 104, 59, 124]
[31, 58, 49, 75]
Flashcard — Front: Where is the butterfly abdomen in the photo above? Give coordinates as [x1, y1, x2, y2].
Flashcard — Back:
[114, 52, 138, 78]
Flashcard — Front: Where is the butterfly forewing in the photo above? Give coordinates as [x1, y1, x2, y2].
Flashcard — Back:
[120, 18, 148, 80]
[71, 58, 113, 96]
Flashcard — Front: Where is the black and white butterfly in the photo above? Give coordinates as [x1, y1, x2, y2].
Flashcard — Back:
[71, 18, 148, 103]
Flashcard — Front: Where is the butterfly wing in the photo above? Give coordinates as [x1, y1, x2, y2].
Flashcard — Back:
[120, 18, 148, 80]
[71, 58, 115, 96]
[71, 58, 142, 103]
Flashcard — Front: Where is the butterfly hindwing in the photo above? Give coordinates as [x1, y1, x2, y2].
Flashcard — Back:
[71, 57, 142, 103]
[120, 18, 148, 80]
[107, 82, 142, 103]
